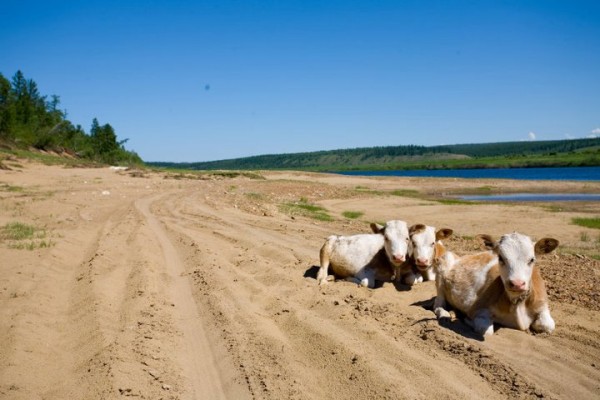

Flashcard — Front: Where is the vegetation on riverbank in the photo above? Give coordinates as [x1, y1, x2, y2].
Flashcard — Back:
[0, 70, 142, 165]
[572, 217, 600, 230]
[150, 138, 600, 171]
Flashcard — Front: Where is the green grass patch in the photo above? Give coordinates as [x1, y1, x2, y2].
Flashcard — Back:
[2, 222, 36, 240]
[280, 199, 333, 221]
[0, 183, 24, 192]
[9, 239, 54, 250]
[435, 198, 473, 205]
[458, 186, 497, 195]
[1, 222, 54, 250]
[572, 217, 600, 229]
[342, 211, 364, 219]
[6, 149, 101, 167]
[355, 188, 385, 196]
[210, 171, 265, 180]
[390, 189, 420, 198]
[295, 203, 324, 213]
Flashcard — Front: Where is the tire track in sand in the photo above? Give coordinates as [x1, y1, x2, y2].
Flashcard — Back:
[136, 194, 248, 400]
[151, 190, 510, 399]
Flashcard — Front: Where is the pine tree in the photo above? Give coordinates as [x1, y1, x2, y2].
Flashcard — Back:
[0, 70, 141, 164]
[0, 73, 15, 139]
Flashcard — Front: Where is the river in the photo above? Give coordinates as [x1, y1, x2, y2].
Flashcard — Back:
[335, 166, 600, 181]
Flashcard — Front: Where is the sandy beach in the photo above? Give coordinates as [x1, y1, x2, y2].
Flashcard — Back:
[1, 161, 599, 399]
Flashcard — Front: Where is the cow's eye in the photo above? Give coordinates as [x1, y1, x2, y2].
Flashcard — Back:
[498, 255, 505, 264]
[529, 257, 535, 264]
[431, 242, 435, 247]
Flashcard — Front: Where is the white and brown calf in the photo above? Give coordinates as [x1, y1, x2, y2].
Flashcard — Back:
[433, 232, 559, 337]
[394, 224, 453, 286]
[317, 220, 411, 288]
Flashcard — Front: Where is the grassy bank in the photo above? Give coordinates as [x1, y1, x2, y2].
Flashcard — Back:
[149, 138, 600, 172]
[316, 152, 600, 172]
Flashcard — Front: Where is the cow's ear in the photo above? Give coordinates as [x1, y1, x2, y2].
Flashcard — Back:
[477, 234, 496, 250]
[534, 238, 559, 255]
[370, 222, 384, 234]
[409, 224, 426, 236]
[436, 228, 453, 241]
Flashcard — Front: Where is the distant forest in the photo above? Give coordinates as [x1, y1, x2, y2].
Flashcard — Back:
[150, 138, 600, 171]
[0, 70, 141, 165]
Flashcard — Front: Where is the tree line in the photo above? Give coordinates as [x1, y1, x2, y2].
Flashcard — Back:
[0, 70, 141, 165]
[151, 137, 600, 171]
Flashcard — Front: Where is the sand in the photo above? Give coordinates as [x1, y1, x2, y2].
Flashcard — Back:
[0, 161, 599, 399]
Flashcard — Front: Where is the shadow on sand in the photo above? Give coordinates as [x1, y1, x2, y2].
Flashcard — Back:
[304, 265, 413, 292]
[411, 296, 485, 341]
[304, 265, 320, 280]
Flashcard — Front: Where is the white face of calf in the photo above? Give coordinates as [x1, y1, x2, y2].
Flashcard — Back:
[410, 225, 453, 270]
[370, 220, 410, 266]
[480, 232, 559, 294]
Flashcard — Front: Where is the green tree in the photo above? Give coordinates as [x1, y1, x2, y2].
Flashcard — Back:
[90, 118, 123, 162]
[94, 122, 119, 154]
[10, 71, 49, 143]
[0, 73, 15, 139]
[1, 70, 142, 165]
[12, 71, 34, 125]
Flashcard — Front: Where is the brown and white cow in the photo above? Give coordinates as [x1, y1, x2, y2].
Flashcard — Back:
[433, 232, 559, 337]
[317, 220, 411, 288]
[390, 224, 452, 286]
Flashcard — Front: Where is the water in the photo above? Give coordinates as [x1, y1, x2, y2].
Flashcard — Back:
[335, 166, 600, 181]
[460, 193, 600, 202]
[336, 166, 600, 202]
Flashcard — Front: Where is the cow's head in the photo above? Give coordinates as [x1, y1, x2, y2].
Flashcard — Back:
[410, 224, 453, 270]
[370, 220, 410, 266]
[479, 232, 558, 297]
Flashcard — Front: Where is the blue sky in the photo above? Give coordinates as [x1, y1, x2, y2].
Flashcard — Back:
[2, 1, 599, 162]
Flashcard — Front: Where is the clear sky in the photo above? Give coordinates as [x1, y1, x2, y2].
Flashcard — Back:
[2, 0, 599, 162]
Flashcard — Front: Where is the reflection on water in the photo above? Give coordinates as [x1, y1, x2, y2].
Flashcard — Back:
[459, 193, 600, 202]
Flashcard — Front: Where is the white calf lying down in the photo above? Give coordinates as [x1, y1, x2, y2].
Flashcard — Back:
[392, 224, 453, 286]
[317, 220, 410, 288]
[433, 232, 559, 337]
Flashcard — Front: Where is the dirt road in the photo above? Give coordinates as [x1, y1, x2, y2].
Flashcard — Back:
[1, 163, 599, 399]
